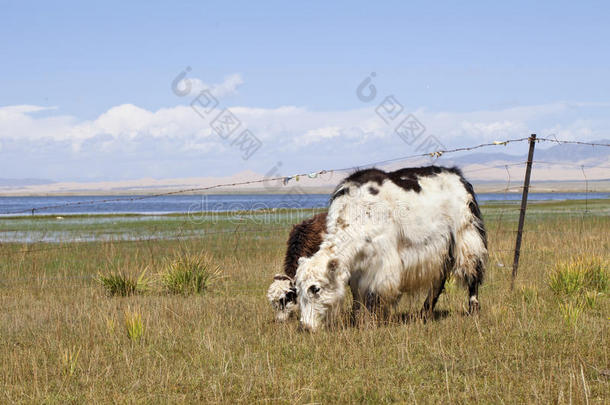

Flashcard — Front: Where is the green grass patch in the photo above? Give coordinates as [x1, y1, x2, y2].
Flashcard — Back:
[97, 267, 151, 296]
[160, 251, 221, 295]
[123, 306, 145, 342]
[548, 255, 609, 296]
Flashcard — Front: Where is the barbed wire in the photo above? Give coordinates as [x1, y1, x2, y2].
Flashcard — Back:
[2, 136, 608, 216]
[490, 165, 514, 245]
[337, 137, 534, 168]
[532, 160, 610, 169]
[536, 138, 610, 147]
[0, 135, 608, 268]
[461, 161, 528, 174]
[0, 136, 538, 215]
[0, 198, 603, 258]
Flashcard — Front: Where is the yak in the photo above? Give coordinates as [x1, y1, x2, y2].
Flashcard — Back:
[295, 166, 487, 331]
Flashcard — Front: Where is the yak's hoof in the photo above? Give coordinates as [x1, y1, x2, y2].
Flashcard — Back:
[468, 297, 480, 315]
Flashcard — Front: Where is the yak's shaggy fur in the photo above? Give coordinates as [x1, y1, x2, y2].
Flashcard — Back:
[296, 166, 487, 331]
[267, 212, 327, 321]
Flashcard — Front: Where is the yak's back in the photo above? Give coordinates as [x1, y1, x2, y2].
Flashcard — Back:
[332, 166, 468, 197]
[329, 165, 486, 247]
[283, 212, 327, 278]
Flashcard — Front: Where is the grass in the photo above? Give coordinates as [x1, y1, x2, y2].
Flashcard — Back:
[548, 255, 608, 297]
[124, 307, 145, 342]
[60, 346, 81, 377]
[160, 251, 221, 295]
[97, 251, 220, 297]
[558, 300, 585, 327]
[0, 200, 608, 403]
[548, 255, 608, 332]
[97, 267, 151, 297]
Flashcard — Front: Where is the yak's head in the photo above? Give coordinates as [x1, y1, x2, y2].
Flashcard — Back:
[295, 254, 348, 332]
[267, 274, 298, 322]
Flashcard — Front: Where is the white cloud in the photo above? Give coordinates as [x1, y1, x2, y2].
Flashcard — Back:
[178, 73, 244, 98]
[209, 73, 244, 98]
[0, 105, 58, 114]
[298, 126, 343, 146]
[0, 104, 75, 141]
[0, 100, 605, 147]
[0, 98, 607, 180]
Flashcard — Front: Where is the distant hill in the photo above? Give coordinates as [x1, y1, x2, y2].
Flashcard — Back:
[0, 140, 608, 195]
[0, 178, 56, 187]
[535, 139, 610, 162]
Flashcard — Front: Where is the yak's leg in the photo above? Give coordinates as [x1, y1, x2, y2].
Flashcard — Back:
[351, 289, 386, 326]
[467, 260, 484, 314]
[350, 293, 363, 326]
[421, 234, 455, 319]
[420, 270, 449, 319]
[364, 291, 391, 324]
[364, 291, 380, 313]
[468, 282, 479, 314]
[349, 277, 363, 326]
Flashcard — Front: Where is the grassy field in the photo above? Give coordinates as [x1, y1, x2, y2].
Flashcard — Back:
[0, 200, 608, 403]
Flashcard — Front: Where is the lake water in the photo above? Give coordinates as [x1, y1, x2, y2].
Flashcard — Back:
[0, 192, 608, 216]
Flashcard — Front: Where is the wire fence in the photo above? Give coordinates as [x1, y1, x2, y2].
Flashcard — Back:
[1, 135, 608, 289]
[3, 136, 606, 217]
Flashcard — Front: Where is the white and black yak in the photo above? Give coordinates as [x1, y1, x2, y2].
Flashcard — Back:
[267, 212, 327, 321]
[295, 166, 487, 331]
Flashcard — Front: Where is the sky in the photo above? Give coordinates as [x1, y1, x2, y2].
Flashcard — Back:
[1, 0, 609, 181]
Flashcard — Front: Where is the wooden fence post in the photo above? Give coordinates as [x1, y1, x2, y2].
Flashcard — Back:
[511, 134, 537, 289]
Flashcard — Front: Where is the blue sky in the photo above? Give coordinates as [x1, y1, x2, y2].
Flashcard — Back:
[1, 1, 609, 181]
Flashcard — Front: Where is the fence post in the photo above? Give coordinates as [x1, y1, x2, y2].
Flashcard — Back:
[511, 134, 536, 289]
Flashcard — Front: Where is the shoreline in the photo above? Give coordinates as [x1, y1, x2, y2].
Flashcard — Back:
[1, 180, 609, 197]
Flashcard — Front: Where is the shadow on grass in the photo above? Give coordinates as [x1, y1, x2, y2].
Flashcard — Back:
[267, 309, 456, 332]
[393, 309, 452, 324]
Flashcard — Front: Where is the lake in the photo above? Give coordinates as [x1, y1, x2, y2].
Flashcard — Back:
[0, 192, 608, 216]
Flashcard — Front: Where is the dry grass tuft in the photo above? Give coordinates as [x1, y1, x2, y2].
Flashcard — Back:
[124, 306, 145, 342]
[60, 346, 81, 377]
[548, 255, 608, 296]
[159, 251, 221, 295]
[97, 267, 151, 296]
